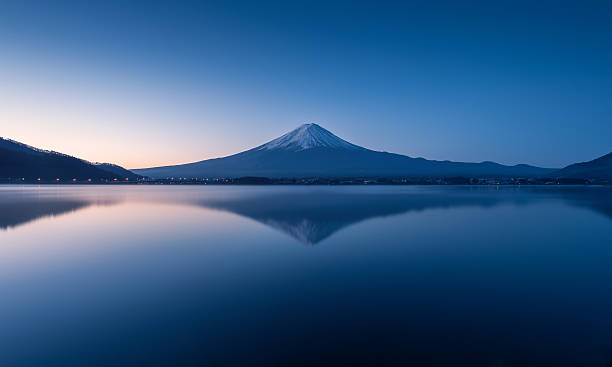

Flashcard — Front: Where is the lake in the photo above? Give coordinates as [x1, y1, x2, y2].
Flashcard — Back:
[1, 185, 612, 366]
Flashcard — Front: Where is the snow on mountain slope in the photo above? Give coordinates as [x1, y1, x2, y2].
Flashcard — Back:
[255, 123, 365, 152]
[132, 123, 556, 179]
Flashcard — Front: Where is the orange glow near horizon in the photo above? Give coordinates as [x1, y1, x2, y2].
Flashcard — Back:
[0, 63, 298, 169]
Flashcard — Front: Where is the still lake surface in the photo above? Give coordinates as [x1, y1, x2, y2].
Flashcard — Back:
[1, 185, 612, 366]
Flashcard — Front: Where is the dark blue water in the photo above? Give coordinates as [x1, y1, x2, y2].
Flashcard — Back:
[1, 185, 612, 366]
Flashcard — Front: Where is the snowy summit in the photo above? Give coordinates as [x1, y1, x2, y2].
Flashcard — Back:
[133, 123, 556, 179]
[256, 123, 365, 152]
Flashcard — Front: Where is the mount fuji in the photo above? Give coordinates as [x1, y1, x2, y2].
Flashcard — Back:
[133, 123, 554, 178]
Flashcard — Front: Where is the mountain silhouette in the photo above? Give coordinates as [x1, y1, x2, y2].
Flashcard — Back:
[552, 152, 612, 180]
[0, 137, 139, 181]
[94, 163, 140, 179]
[133, 123, 555, 178]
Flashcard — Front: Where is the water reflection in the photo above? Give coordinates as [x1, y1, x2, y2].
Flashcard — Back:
[0, 198, 92, 230]
[2, 186, 611, 244]
[2, 185, 612, 366]
[547, 187, 612, 219]
[0, 188, 121, 230]
[196, 189, 507, 244]
[196, 186, 612, 244]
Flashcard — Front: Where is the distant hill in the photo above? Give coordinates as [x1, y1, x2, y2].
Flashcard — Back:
[94, 163, 141, 179]
[133, 123, 555, 179]
[0, 137, 139, 181]
[552, 152, 612, 180]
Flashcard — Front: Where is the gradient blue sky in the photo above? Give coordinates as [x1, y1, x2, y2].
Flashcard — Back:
[1, 0, 611, 169]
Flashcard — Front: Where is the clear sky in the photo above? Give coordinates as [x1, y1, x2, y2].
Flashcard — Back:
[1, 0, 611, 169]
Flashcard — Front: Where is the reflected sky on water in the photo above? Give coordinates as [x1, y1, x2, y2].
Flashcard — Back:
[1, 185, 612, 366]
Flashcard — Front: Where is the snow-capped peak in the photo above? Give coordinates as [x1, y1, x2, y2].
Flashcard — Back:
[256, 123, 365, 152]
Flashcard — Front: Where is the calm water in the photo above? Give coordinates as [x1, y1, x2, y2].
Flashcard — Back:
[1, 185, 612, 366]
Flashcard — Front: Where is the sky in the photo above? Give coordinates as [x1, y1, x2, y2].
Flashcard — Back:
[1, 0, 611, 169]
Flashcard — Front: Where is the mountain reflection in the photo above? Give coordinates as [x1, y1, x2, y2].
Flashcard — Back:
[0, 193, 120, 230]
[549, 187, 612, 220]
[0, 199, 91, 230]
[195, 187, 612, 244]
[196, 190, 503, 244]
[1, 186, 611, 243]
